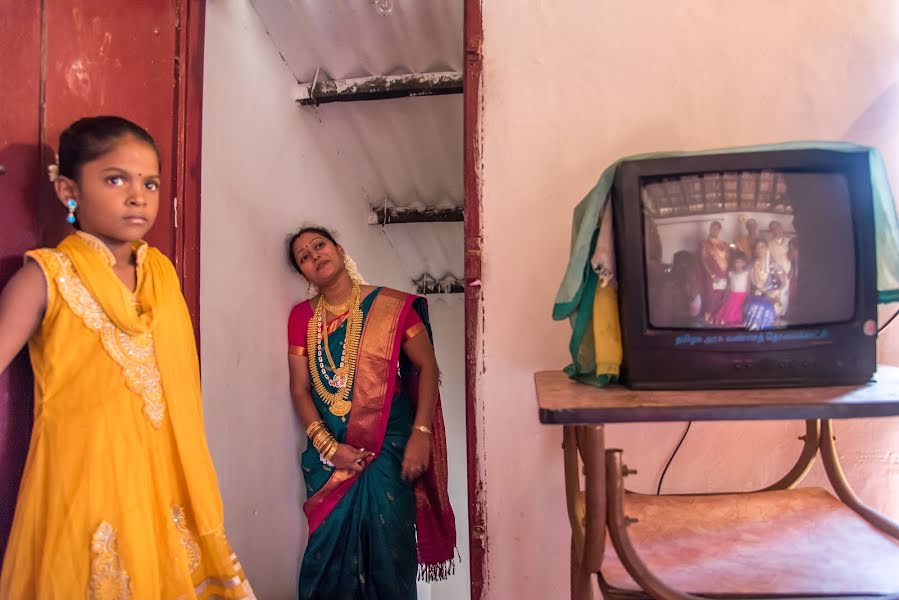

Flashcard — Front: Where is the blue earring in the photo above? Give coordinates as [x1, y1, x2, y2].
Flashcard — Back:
[66, 199, 77, 224]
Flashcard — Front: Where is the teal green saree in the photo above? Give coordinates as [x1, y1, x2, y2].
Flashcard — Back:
[288, 288, 455, 600]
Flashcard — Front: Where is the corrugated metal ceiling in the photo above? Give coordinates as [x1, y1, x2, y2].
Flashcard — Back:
[249, 0, 464, 285]
[250, 0, 463, 82]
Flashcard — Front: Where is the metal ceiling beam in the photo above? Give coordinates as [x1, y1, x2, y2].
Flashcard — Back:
[413, 274, 464, 295]
[296, 71, 463, 105]
[369, 206, 464, 225]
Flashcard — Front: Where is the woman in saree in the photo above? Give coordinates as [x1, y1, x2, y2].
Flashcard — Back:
[285, 226, 456, 599]
[744, 239, 783, 331]
[698, 220, 730, 321]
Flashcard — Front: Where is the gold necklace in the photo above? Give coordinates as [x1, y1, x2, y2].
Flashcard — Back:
[323, 284, 359, 373]
[322, 292, 353, 315]
[307, 284, 363, 421]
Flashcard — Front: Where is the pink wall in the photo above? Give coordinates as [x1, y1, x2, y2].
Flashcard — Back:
[477, 1, 899, 598]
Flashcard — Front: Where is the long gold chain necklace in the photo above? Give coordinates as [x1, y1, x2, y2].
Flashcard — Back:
[307, 283, 363, 421]
[322, 289, 355, 373]
[319, 283, 359, 377]
[316, 289, 357, 388]
[320, 286, 356, 372]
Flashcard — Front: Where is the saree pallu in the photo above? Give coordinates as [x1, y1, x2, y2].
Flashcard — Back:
[288, 288, 456, 600]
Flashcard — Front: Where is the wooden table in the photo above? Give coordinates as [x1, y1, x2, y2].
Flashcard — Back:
[535, 366, 899, 600]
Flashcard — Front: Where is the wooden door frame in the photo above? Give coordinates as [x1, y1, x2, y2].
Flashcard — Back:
[173, 0, 206, 335]
[463, 0, 486, 598]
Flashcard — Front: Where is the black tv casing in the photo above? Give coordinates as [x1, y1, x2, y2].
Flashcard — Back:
[611, 149, 877, 390]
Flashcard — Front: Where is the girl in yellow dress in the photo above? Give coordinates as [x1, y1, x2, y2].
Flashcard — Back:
[0, 116, 255, 599]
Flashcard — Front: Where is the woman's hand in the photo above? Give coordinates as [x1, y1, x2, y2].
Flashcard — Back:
[401, 429, 432, 481]
[330, 444, 373, 473]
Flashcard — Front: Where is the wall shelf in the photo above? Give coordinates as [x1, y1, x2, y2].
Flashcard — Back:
[296, 71, 463, 105]
[369, 206, 463, 225]
[413, 274, 464, 295]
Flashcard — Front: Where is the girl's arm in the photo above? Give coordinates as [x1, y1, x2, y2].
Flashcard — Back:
[400, 331, 439, 480]
[0, 261, 47, 375]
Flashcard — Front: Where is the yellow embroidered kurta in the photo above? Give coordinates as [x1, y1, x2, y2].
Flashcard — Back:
[0, 233, 254, 600]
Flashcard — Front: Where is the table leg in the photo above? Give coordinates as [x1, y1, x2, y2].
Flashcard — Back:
[758, 419, 819, 492]
[579, 425, 606, 572]
[820, 419, 899, 540]
[605, 449, 699, 600]
[564, 425, 605, 600]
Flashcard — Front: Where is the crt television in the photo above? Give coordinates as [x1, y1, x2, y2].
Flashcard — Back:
[612, 148, 877, 389]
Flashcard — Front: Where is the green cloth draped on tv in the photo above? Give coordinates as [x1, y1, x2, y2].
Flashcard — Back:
[553, 142, 899, 387]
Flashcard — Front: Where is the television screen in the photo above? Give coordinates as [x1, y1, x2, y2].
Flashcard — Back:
[642, 170, 856, 331]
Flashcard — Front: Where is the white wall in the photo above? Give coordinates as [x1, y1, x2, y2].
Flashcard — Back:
[201, 2, 468, 598]
[478, 1, 899, 598]
[425, 294, 470, 600]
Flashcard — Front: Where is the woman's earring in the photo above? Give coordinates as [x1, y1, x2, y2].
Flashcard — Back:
[66, 199, 77, 224]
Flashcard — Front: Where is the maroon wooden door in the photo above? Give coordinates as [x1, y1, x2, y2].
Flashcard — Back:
[0, 0, 204, 559]
[0, 0, 43, 560]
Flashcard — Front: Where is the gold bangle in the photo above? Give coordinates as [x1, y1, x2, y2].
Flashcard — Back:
[312, 429, 333, 453]
[413, 424, 433, 435]
[312, 432, 332, 454]
[323, 440, 339, 461]
[305, 419, 325, 438]
[309, 427, 325, 447]
[322, 439, 337, 461]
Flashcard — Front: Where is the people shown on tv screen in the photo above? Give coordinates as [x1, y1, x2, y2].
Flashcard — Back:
[653, 250, 702, 327]
[699, 221, 729, 321]
[743, 239, 784, 330]
[734, 217, 759, 258]
[711, 251, 749, 326]
[646, 212, 797, 331]
[766, 220, 793, 316]
[642, 169, 858, 332]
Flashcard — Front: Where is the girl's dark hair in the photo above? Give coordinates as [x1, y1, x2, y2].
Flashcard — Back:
[58, 116, 160, 181]
[729, 250, 748, 269]
[287, 226, 338, 276]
